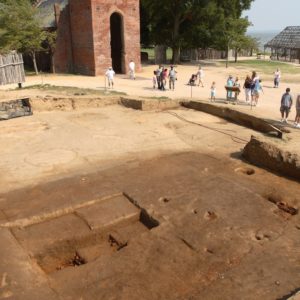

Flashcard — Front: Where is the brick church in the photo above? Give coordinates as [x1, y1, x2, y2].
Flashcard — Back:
[37, 0, 141, 75]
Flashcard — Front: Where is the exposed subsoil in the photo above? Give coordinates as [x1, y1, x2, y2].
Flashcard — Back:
[0, 91, 300, 299]
[1, 150, 300, 300]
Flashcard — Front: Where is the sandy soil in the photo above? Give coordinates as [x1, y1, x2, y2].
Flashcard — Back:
[0, 62, 300, 300]
[1, 62, 300, 122]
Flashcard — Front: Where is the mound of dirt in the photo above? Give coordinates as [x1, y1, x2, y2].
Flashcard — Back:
[243, 136, 300, 181]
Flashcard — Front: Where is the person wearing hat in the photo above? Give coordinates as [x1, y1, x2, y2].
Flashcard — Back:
[105, 67, 115, 88]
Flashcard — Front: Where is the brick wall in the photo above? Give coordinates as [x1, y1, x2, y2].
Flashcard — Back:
[91, 0, 141, 75]
[54, 0, 141, 76]
[54, 5, 74, 73]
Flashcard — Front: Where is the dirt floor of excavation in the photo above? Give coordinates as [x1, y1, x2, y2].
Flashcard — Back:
[0, 92, 300, 300]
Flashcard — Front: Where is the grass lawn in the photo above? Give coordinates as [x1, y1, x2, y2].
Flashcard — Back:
[219, 59, 300, 76]
[141, 48, 173, 61]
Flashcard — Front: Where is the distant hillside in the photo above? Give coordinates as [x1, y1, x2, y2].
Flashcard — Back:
[248, 30, 280, 51]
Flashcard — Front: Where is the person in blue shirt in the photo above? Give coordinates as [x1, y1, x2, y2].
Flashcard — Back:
[226, 75, 234, 98]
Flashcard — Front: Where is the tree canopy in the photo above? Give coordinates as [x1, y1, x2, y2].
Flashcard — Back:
[0, 0, 51, 74]
[141, 0, 255, 63]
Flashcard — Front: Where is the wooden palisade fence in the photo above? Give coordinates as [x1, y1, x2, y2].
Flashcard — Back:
[0, 52, 25, 86]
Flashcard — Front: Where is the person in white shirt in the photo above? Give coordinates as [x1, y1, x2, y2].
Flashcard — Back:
[274, 68, 281, 88]
[129, 60, 135, 79]
[196, 66, 204, 87]
[105, 67, 115, 88]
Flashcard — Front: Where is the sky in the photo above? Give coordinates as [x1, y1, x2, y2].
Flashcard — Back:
[242, 0, 300, 32]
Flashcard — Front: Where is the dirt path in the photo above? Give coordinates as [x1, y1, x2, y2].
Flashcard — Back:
[1, 63, 300, 123]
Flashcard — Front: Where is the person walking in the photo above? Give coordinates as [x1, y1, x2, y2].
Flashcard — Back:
[252, 79, 263, 106]
[274, 68, 281, 88]
[105, 67, 115, 88]
[243, 75, 252, 103]
[280, 88, 293, 123]
[250, 71, 259, 104]
[294, 94, 300, 128]
[197, 66, 204, 87]
[156, 66, 161, 90]
[168, 66, 177, 90]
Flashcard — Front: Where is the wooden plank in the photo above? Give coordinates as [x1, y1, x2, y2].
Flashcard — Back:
[0, 52, 25, 85]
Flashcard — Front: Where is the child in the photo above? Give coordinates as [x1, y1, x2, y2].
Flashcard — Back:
[105, 67, 115, 88]
[226, 75, 234, 98]
[234, 77, 240, 100]
[210, 82, 216, 102]
[188, 74, 197, 86]
[152, 71, 157, 89]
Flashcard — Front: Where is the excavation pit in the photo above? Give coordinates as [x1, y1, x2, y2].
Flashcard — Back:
[1, 93, 300, 299]
[12, 194, 159, 274]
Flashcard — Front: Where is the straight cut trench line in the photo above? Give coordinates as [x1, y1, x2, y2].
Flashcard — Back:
[0, 192, 123, 229]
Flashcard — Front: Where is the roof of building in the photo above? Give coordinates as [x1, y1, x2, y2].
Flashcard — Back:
[265, 26, 300, 49]
[36, 0, 68, 28]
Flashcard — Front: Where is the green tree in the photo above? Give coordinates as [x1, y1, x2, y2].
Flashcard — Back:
[217, 17, 250, 67]
[0, 0, 46, 74]
[44, 31, 57, 73]
[142, 0, 211, 63]
[141, 0, 255, 64]
[232, 35, 259, 62]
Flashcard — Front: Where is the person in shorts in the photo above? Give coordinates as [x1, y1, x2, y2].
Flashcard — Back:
[252, 79, 263, 106]
[280, 88, 293, 123]
[105, 67, 115, 88]
[294, 94, 300, 128]
[210, 82, 216, 102]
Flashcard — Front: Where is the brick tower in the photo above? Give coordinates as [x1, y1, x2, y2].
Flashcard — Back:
[54, 0, 141, 75]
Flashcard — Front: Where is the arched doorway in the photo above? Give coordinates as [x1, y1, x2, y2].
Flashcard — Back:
[110, 13, 124, 73]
